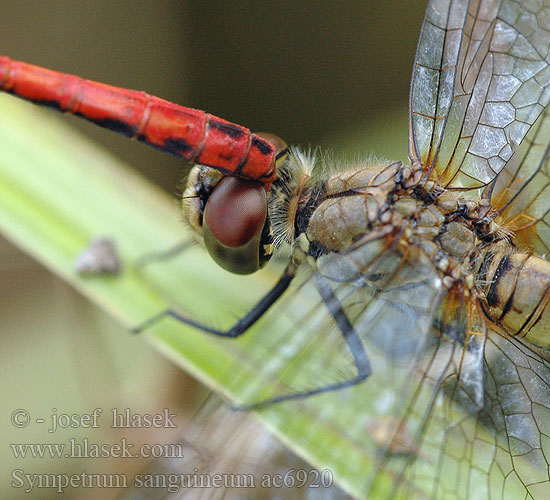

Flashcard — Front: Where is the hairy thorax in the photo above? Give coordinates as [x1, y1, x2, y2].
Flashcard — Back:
[285, 158, 550, 349]
[300, 161, 481, 287]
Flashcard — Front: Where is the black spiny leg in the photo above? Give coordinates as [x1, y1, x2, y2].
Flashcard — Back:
[238, 274, 372, 410]
[135, 240, 193, 269]
[315, 274, 372, 381]
[132, 265, 371, 410]
[132, 263, 296, 337]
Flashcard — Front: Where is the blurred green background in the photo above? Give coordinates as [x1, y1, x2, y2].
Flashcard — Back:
[0, 1, 426, 499]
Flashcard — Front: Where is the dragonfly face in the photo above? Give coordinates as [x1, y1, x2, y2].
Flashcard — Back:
[183, 165, 273, 274]
[182, 134, 289, 274]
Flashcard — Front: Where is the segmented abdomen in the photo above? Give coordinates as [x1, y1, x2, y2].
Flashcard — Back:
[478, 251, 550, 348]
[0, 56, 275, 185]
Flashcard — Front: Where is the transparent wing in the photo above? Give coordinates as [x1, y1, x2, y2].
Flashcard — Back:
[491, 105, 550, 255]
[369, 290, 550, 499]
[260, 241, 550, 499]
[117, 396, 352, 500]
[216, 239, 444, 407]
[409, 0, 550, 189]
[137, 232, 446, 492]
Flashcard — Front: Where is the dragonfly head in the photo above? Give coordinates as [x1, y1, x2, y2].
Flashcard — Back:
[185, 168, 273, 274]
[183, 134, 288, 275]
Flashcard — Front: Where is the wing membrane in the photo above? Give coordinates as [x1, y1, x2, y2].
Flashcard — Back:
[409, 0, 550, 189]
[491, 106, 550, 254]
[369, 288, 550, 500]
[218, 240, 444, 406]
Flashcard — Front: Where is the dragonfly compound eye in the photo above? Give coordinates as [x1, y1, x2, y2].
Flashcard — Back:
[203, 176, 272, 274]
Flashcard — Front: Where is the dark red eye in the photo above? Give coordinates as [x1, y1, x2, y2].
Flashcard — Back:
[202, 176, 271, 274]
[204, 176, 267, 247]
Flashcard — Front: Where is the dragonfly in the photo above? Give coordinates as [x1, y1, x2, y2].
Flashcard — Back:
[2, 0, 550, 498]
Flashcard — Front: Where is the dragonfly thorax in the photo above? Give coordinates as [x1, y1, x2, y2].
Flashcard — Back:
[274, 157, 416, 282]
[279, 155, 500, 299]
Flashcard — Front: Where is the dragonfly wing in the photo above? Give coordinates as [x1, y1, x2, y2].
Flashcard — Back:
[205, 238, 444, 408]
[490, 105, 550, 254]
[310, 244, 546, 498]
[409, 0, 550, 189]
[313, 237, 550, 498]
[367, 286, 550, 499]
[483, 332, 550, 498]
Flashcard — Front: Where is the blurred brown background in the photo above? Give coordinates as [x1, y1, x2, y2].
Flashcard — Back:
[0, 1, 426, 192]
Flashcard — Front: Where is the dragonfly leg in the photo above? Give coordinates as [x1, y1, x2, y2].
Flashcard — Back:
[234, 274, 372, 410]
[133, 262, 371, 410]
[134, 240, 193, 269]
[131, 262, 296, 337]
[315, 274, 372, 379]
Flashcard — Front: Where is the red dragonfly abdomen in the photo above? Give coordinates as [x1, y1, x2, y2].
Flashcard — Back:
[0, 56, 275, 186]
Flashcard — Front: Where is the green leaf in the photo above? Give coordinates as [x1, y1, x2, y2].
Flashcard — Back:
[0, 95, 514, 500]
[0, 95, 372, 497]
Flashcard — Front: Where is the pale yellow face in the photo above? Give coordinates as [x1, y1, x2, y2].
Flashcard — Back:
[182, 165, 225, 243]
